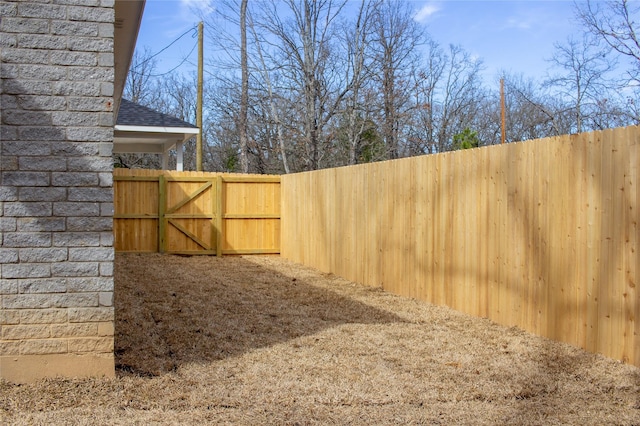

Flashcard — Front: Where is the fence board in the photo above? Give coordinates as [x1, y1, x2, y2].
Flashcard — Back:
[281, 125, 640, 367]
[114, 169, 280, 255]
[622, 127, 636, 364]
[633, 142, 640, 368]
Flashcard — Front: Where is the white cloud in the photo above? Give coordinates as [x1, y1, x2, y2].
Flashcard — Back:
[505, 17, 532, 30]
[179, 0, 215, 19]
[414, 3, 441, 23]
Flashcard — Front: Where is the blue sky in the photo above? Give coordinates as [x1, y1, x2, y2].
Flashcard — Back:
[416, 1, 580, 80]
[134, 0, 582, 83]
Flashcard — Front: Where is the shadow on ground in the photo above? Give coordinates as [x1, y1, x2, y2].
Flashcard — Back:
[114, 253, 404, 376]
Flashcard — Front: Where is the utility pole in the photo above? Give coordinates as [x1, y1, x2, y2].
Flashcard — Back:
[196, 21, 204, 171]
[500, 78, 506, 145]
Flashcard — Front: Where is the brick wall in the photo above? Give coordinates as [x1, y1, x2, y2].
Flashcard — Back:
[1, 0, 116, 382]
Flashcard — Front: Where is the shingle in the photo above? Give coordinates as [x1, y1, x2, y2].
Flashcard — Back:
[116, 99, 197, 129]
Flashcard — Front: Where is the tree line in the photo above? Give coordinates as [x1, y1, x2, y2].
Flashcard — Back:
[121, 0, 640, 174]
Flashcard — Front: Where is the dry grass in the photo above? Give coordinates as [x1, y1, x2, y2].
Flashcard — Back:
[2, 253, 639, 425]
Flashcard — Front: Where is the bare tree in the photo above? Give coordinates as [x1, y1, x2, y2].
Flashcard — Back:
[203, 0, 256, 173]
[204, 79, 242, 172]
[411, 39, 446, 154]
[239, 0, 250, 172]
[573, 0, 640, 130]
[409, 42, 484, 153]
[433, 44, 484, 152]
[119, 48, 165, 169]
[371, 0, 426, 159]
[260, 0, 349, 170]
[576, 0, 640, 83]
[546, 34, 615, 133]
[339, 0, 379, 165]
[124, 47, 160, 106]
[247, 7, 291, 173]
[502, 72, 569, 141]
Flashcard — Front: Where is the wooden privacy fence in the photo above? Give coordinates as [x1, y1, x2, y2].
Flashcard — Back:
[114, 169, 280, 255]
[281, 125, 639, 367]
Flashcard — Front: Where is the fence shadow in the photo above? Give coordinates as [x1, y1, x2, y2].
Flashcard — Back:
[114, 253, 405, 377]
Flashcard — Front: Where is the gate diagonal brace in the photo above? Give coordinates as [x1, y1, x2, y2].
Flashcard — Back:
[167, 219, 212, 250]
[166, 181, 212, 215]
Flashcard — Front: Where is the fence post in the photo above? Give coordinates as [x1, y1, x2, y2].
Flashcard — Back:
[216, 176, 223, 256]
[158, 175, 167, 253]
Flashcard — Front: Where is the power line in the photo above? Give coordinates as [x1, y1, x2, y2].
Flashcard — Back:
[129, 25, 198, 74]
[131, 40, 198, 78]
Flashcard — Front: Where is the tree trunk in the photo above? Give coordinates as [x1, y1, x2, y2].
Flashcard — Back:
[239, 0, 250, 173]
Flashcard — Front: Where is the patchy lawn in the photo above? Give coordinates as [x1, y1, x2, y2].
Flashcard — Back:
[2, 253, 639, 425]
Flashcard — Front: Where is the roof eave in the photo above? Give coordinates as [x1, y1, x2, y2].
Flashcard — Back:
[113, 0, 146, 117]
[114, 125, 199, 135]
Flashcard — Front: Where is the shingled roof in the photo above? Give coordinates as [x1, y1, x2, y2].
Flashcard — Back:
[113, 99, 199, 171]
[116, 98, 197, 129]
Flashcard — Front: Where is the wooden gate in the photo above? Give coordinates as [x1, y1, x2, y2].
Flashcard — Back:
[161, 177, 219, 255]
[113, 169, 280, 255]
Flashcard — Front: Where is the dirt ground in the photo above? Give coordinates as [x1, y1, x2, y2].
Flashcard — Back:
[2, 253, 639, 425]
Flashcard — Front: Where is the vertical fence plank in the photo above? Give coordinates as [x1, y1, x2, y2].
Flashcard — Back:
[477, 146, 489, 318]
[414, 156, 427, 301]
[469, 149, 481, 317]
[158, 176, 167, 253]
[215, 176, 223, 257]
[585, 129, 602, 354]
[433, 154, 447, 305]
[280, 175, 292, 260]
[565, 135, 579, 346]
[633, 140, 640, 367]
[495, 144, 508, 325]
[522, 140, 536, 335]
[598, 128, 615, 357]
[545, 136, 561, 341]
[574, 132, 589, 350]
[622, 127, 637, 364]
[506, 142, 522, 328]
[485, 144, 499, 321]
[537, 138, 551, 339]
[210, 177, 216, 255]
[356, 166, 367, 285]
[405, 158, 417, 299]
[452, 151, 465, 312]
[425, 154, 436, 304]
[364, 165, 374, 285]
[610, 127, 629, 361]
[328, 168, 338, 274]
[616, 127, 630, 361]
